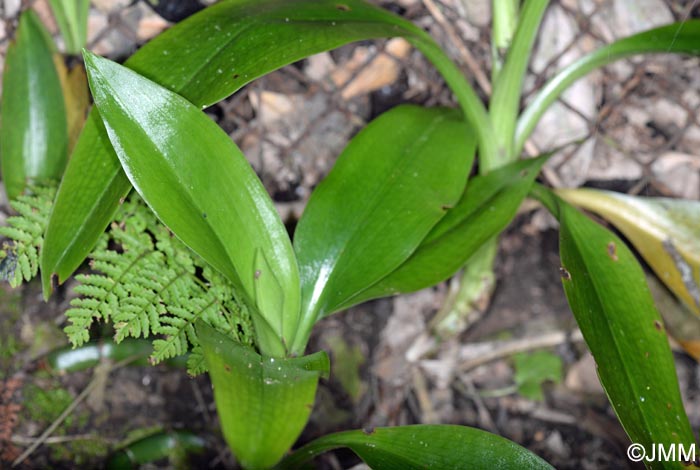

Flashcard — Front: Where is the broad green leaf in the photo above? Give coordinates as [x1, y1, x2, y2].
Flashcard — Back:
[197, 321, 329, 469]
[0, 10, 67, 200]
[487, 0, 549, 169]
[276, 425, 554, 470]
[555, 188, 700, 318]
[516, 20, 700, 155]
[83, 51, 299, 357]
[48, 0, 89, 54]
[534, 186, 695, 468]
[514, 351, 562, 401]
[292, 105, 474, 353]
[42, 0, 491, 296]
[341, 155, 548, 309]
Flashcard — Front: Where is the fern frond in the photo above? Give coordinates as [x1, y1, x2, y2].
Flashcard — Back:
[0, 183, 57, 287]
[186, 346, 208, 376]
[64, 195, 254, 375]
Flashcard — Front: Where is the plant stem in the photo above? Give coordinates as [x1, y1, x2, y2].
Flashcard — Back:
[406, 30, 498, 169]
[430, 239, 497, 339]
[515, 20, 700, 155]
[488, 0, 550, 171]
[491, 0, 519, 82]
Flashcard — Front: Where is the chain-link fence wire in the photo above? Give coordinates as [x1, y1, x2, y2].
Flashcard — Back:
[0, 0, 698, 204]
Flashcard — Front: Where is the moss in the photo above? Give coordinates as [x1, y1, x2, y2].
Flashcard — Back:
[23, 383, 73, 425]
[0, 285, 23, 377]
[49, 437, 109, 464]
[22, 381, 109, 463]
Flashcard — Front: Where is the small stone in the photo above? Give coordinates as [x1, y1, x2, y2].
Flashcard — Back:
[3, 0, 21, 18]
[87, 9, 109, 46]
[565, 352, 604, 394]
[458, 0, 491, 27]
[649, 98, 688, 129]
[135, 4, 171, 42]
[31, 0, 58, 35]
[587, 141, 643, 182]
[652, 152, 700, 199]
[92, 0, 132, 13]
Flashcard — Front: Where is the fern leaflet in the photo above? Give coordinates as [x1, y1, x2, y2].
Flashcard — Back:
[0, 183, 56, 287]
[64, 196, 254, 374]
[0, 184, 253, 375]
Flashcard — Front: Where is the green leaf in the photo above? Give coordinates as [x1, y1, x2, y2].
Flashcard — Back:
[46, 338, 190, 373]
[40, 108, 130, 297]
[514, 351, 562, 401]
[83, 51, 299, 357]
[516, 20, 700, 155]
[292, 105, 474, 353]
[0, 10, 67, 199]
[197, 321, 328, 469]
[343, 155, 548, 308]
[47, 0, 90, 54]
[276, 425, 554, 470]
[41, 0, 491, 296]
[106, 430, 205, 470]
[487, 0, 549, 169]
[555, 188, 700, 318]
[533, 186, 695, 469]
[492, 0, 519, 54]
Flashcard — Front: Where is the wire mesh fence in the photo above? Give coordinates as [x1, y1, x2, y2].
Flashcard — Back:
[1, 0, 698, 204]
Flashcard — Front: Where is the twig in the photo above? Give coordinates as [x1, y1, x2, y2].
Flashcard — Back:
[411, 368, 439, 424]
[421, 0, 492, 96]
[458, 329, 584, 372]
[421, 0, 565, 187]
[454, 376, 499, 433]
[11, 355, 140, 467]
[11, 434, 106, 446]
[190, 380, 212, 425]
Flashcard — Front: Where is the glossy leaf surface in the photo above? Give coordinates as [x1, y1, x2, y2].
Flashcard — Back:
[343, 155, 547, 308]
[293, 105, 474, 352]
[516, 20, 700, 155]
[535, 186, 695, 468]
[277, 425, 554, 470]
[41, 0, 445, 294]
[42, 0, 491, 296]
[106, 431, 205, 470]
[126, 0, 426, 108]
[0, 10, 67, 199]
[48, 0, 90, 54]
[556, 188, 700, 318]
[84, 52, 299, 356]
[198, 321, 329, 469]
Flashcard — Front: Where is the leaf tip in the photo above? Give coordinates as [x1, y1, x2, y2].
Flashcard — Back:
[41, 272, 59, 301]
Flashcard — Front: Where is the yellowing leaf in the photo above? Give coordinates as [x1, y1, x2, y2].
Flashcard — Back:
[533, 185, 696, 468]
[556, 188, 700, 317]
[53, 58, 89, 153]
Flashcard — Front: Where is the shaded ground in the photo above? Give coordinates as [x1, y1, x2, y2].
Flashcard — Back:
[1, 0, 699, 468]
